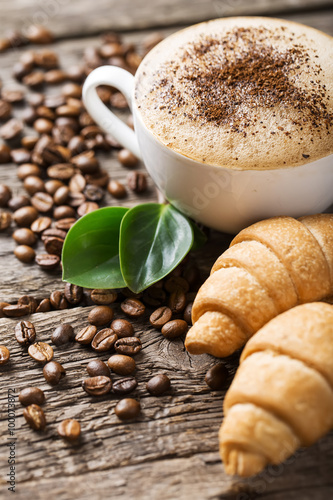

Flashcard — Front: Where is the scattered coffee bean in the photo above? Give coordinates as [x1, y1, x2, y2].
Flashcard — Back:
[117, 148, 138, 168]
[23, 404, 46, 431]
[88, 305, 114, 326]
[165, 276, 189, 293]
[43, 360, 66, 385]
[18, 295, 38, 314]
[91, 328, 118, 352]
[107, 354, 136, 375]
[90, 289, 117, 305]
[31, 191, 54, 212]
[83, 184, 104, 202]
[55, 218, 76, 230]
[82, 376, 112, 396]
[35, 298, 51, 313]
[19, 387, 45, 406]
[64, 283, 83, 305]
[53, 185, 69, 205]
[146, 374, 171, 396]
[75, 324, 97, 344]
[23, 71, 45, 88]
[12, 227, 37, 246]
[77, 201, 99, 217]
[120, 298, 145, 318]
[127, 171, 147, 193]
[107, 179, 127, 199]
[110, 319, 134, 338]
[26, 25, 53, 44]
[51, 324, 74, 346]
[168, 288, 187, 314]
[149, 306, 172, 328]
[13, 206, 38, 227]
[183, 302, 193, 325]
[0, 118, 23, 140]
[15, 320, 36, 345]
[142, 286, 166, 307]
[34, 49, 58, 69]
[28, 342, 53, 363]
[0, 211, 12, 231]
[50, 290, 68, 309]
[31, 216, 52, 233]
[23, 175, 45, 195]
[114, 337, 142, 356]
[0, 99, 12, 121]
[161, 319, 188, 339]
[69, 173, 86, 192]
[0, 345, 10, 364]
[114, 398, 140, 420]
[0, 184, 12, 207]
[43, 235, 64, 255]
[57, 419, 81, 442]
[0, 144, 11, 163]
[17, 163, 41, 180]
[86, 359, 110, 378]
[35, 253, 60, 269]
[205, 364, 229, 391]
[2, 88, 25, 103]
[53, 204, 76, 220]
[8, 195, 31, 211]
[21, 136, 39, 150]
[113, 376, 137, 396]
[14, 244, 35, 263]
[2, 303, 30, 317]
[47, 163, 75, 181]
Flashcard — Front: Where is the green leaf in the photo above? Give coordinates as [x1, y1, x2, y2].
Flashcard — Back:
[119, 203, 194, 293]
[190, 220, 207, 251]
[62, 206, 128, 289]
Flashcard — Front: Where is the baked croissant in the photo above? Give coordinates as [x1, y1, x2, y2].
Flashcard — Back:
[185, 214, 333, 357]
[219, 302, 333, 477]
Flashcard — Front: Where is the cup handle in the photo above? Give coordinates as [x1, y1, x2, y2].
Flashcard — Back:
[82, 65, 142, 160]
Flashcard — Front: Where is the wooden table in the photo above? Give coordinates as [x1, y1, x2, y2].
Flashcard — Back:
[1, 1, 333, 499]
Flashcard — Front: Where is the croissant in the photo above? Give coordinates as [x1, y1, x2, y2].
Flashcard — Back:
[219, 302, 333, 477]
[185, 214, 333, 357]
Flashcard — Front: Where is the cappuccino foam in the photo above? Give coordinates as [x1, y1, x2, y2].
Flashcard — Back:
[135, 17, 333, 170]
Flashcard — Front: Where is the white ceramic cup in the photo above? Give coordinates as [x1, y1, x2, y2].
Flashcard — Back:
[82, 65, 333, 234]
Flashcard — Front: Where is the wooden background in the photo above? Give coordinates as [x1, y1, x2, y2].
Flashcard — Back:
[1, 1, 333, 499]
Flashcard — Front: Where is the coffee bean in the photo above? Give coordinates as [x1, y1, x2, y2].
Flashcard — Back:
[21, 136, 39, 150]
[42, 229, 66, 243]
[23, 175, 45, 195]
[110, 92, 128, 109]
[17, 296, 38, 314]
[127, 171, 147, 193]
[17, 164, 41, 181]
[107, 179, 127, 199]
[44, 95, 66, 109]
[90, 289, 117, 305]
[146, 374, 171, 396]
[56, 104, 80, 117]
[0, 345, 10, 364]
[69, 173, 86, 192]
[168, 288, 187, 314]
[26, 25, 53, 44]
[15, 320, 36, 345]
[34, 118, 53, 135]
[35, 298, 51, 313]
[13, 206, 38, 227]
[86, 359, 110, 378]
[142, 286, 166, 307]
[64, 283, 83, 305]
[43, 236, 64, 255]
[53, 186, 69, 205]
[10, 148, 31, 164]
[62, 82, 82, 99]
[47, 164, 75, 181]
[28, 342, 53, 363]
[51, 324, 74, 346]
[22, 107, 38, 125]
[91, 328, 118, 352]
[85, 169, 109, 188]
[113, 377, 137, 396]
[57, 419, 81, 442]
[71, 151, 99, 174]
[120, 298, 145, 318]
[26, 92, 44, 107]
[43, 361, 66, 385]
[31, 192, 54, 213]
[2, 88, 25, 103]
[35, 253, 60, 269]
[82, 376, 112, 396]
[183, 302, 193, 325]
[0, 144, 11, 163]
[114, 398, 140, 421]
[34, 49, 58, 69]
[23, 404, 46, 431]
[205, 364, 229, 391]
[44, 69, 67, 84]
[110, 319, 134, 338]
[13, 228, 37, 246]
[0, 99, 12, 120]
[117, 149, 138, 168]
[19, 387, 45, 406]
[14, 245, 35, 263]
[77, 201, 99, 217]
[0, 211, 12, 231]
[83, 184, 104, 202]
[53, 205, 76, 220]
[107, 354, 136, 375]
[55, 218, 76, 230]
[68, 192, 86, 208]
[75, 325, 97, 344]
[161, 319, 188, 339]
[23, 71, 44, 88]
[3, 304, 30, 317]
[0, 118, 23, 140]
[44, 180, 63, 195]
[88, 305, 114, 326]
[149, 306, 172, 329]
[165, 276, 189, 293]
[66, 65, 85, 83]
[31, 216, 52, 233]
[36, 106, 56, 121]
[114, 337, 142, 356]
[68, 135, 87, 155]
[50, 291, 68, 309]
[8, 195, 31, 211]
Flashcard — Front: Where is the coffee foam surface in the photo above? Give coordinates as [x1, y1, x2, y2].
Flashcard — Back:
[135, 17, 333, 170]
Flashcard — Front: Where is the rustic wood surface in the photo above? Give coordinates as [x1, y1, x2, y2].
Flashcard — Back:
[1, 2, 333, 499]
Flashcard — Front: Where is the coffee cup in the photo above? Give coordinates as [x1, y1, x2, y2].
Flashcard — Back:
[83, 17, 333, 233]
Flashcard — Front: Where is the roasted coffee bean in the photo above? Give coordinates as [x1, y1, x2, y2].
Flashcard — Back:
[117, 149, 138, 168]
[35, 253, 60, 269]
[75, 325, 97, 345]
[28, 342, 53, 363]
[21, 136, 39, 150]
[62, 82, 82, 99]
[183, 302, 193, 325]
[14, 244, 35, 263]
[0, 211, 12, 230]
[68, 192, 86, 208]
[114, 398, 140, 421]
[127, 171, 147, 193]
[110, 92, 128, 109]
[69, 173, 86, 192]
[3, 304, 30, 317]
[82, 376, 112, 396]
[110, 319, 134, 338]
[205, 364, 229, 391]
[0, 302, 10, 318]
[23, 175, 45, 195]
[91, 328, 118, 352]
[107, 354, 136, 375]
[68, 136, 87, 155]
[19, 387, 45, 406]
[146, 374, 171, 396]
[44, 236, 64, 255]
[161, 319, 188, 339]
[88, 306, 114, 327]
[31, 192, 54, 212]
[26, 25, 53, 44]
[0, 118, 23, 140]
[36, 105, 56, 121]
[41, 228, 66, 242]
[55, 217, 76, 230]
[0, 99, 12, 120]
[34, 118, 53, 135]
[57, 419, 81, 442]
[26, 92, 44, 107]
[142, 287, 166, 307]
[50, 290, 68, 310]
[34, 49, 58, 69]
[22, 107, 38, 125]
[120, 298, 145, 318]
[80, 125, 102, 140]
[10, 148, 31, 164]
[64, 283, 83, 305]
[77, 201, 99, 217]
[51, 324, 74, 346]
[44, 69, 67, 84]
[31, 216, 52, 233]
[96, 85, 113, 103]
[44, 94, 66, 109]
[165, 276, 189, 293]
[0, 144, 11, 163]
[53, 205, 76, 220]
[113, 377, 137, 396]
[43, 360, 66, 385]
[86, 359, 110, 378]
[15, 320, 36, 345]
[66, 65, 85, 82]
[23, 71, 44, 88]
[90, 289, 117, 305]
[35, 298, 51, 313]
[8, 195, 31, 211]
[107, 179, 127, 199]
[83, 184, 104, 202]
[79, 111, 95, 128]
[100, 42, 123, 58]
[23, 404, 46, 431]
[17, 163, 42, 180]
[53, 186, 69, 205]
[85, 169, 109, 188]
[52, 123, 75, 145]
[56, 104, 80, 117]
[47, 163, 75, 181]
[149, 306, 172, 329]
[13, 228, 37, 246]
[55, 116, 79, 132]
[45, 179, 64, 195]
[2, 88, 25, 103]
[0, 345, 10, 364]
[71, 151, 99, 174]
[114, 337, 142, 356]
[14, 206, 38, 227]
[18, 295, 38, 314]
[168, 288, 187, 314]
